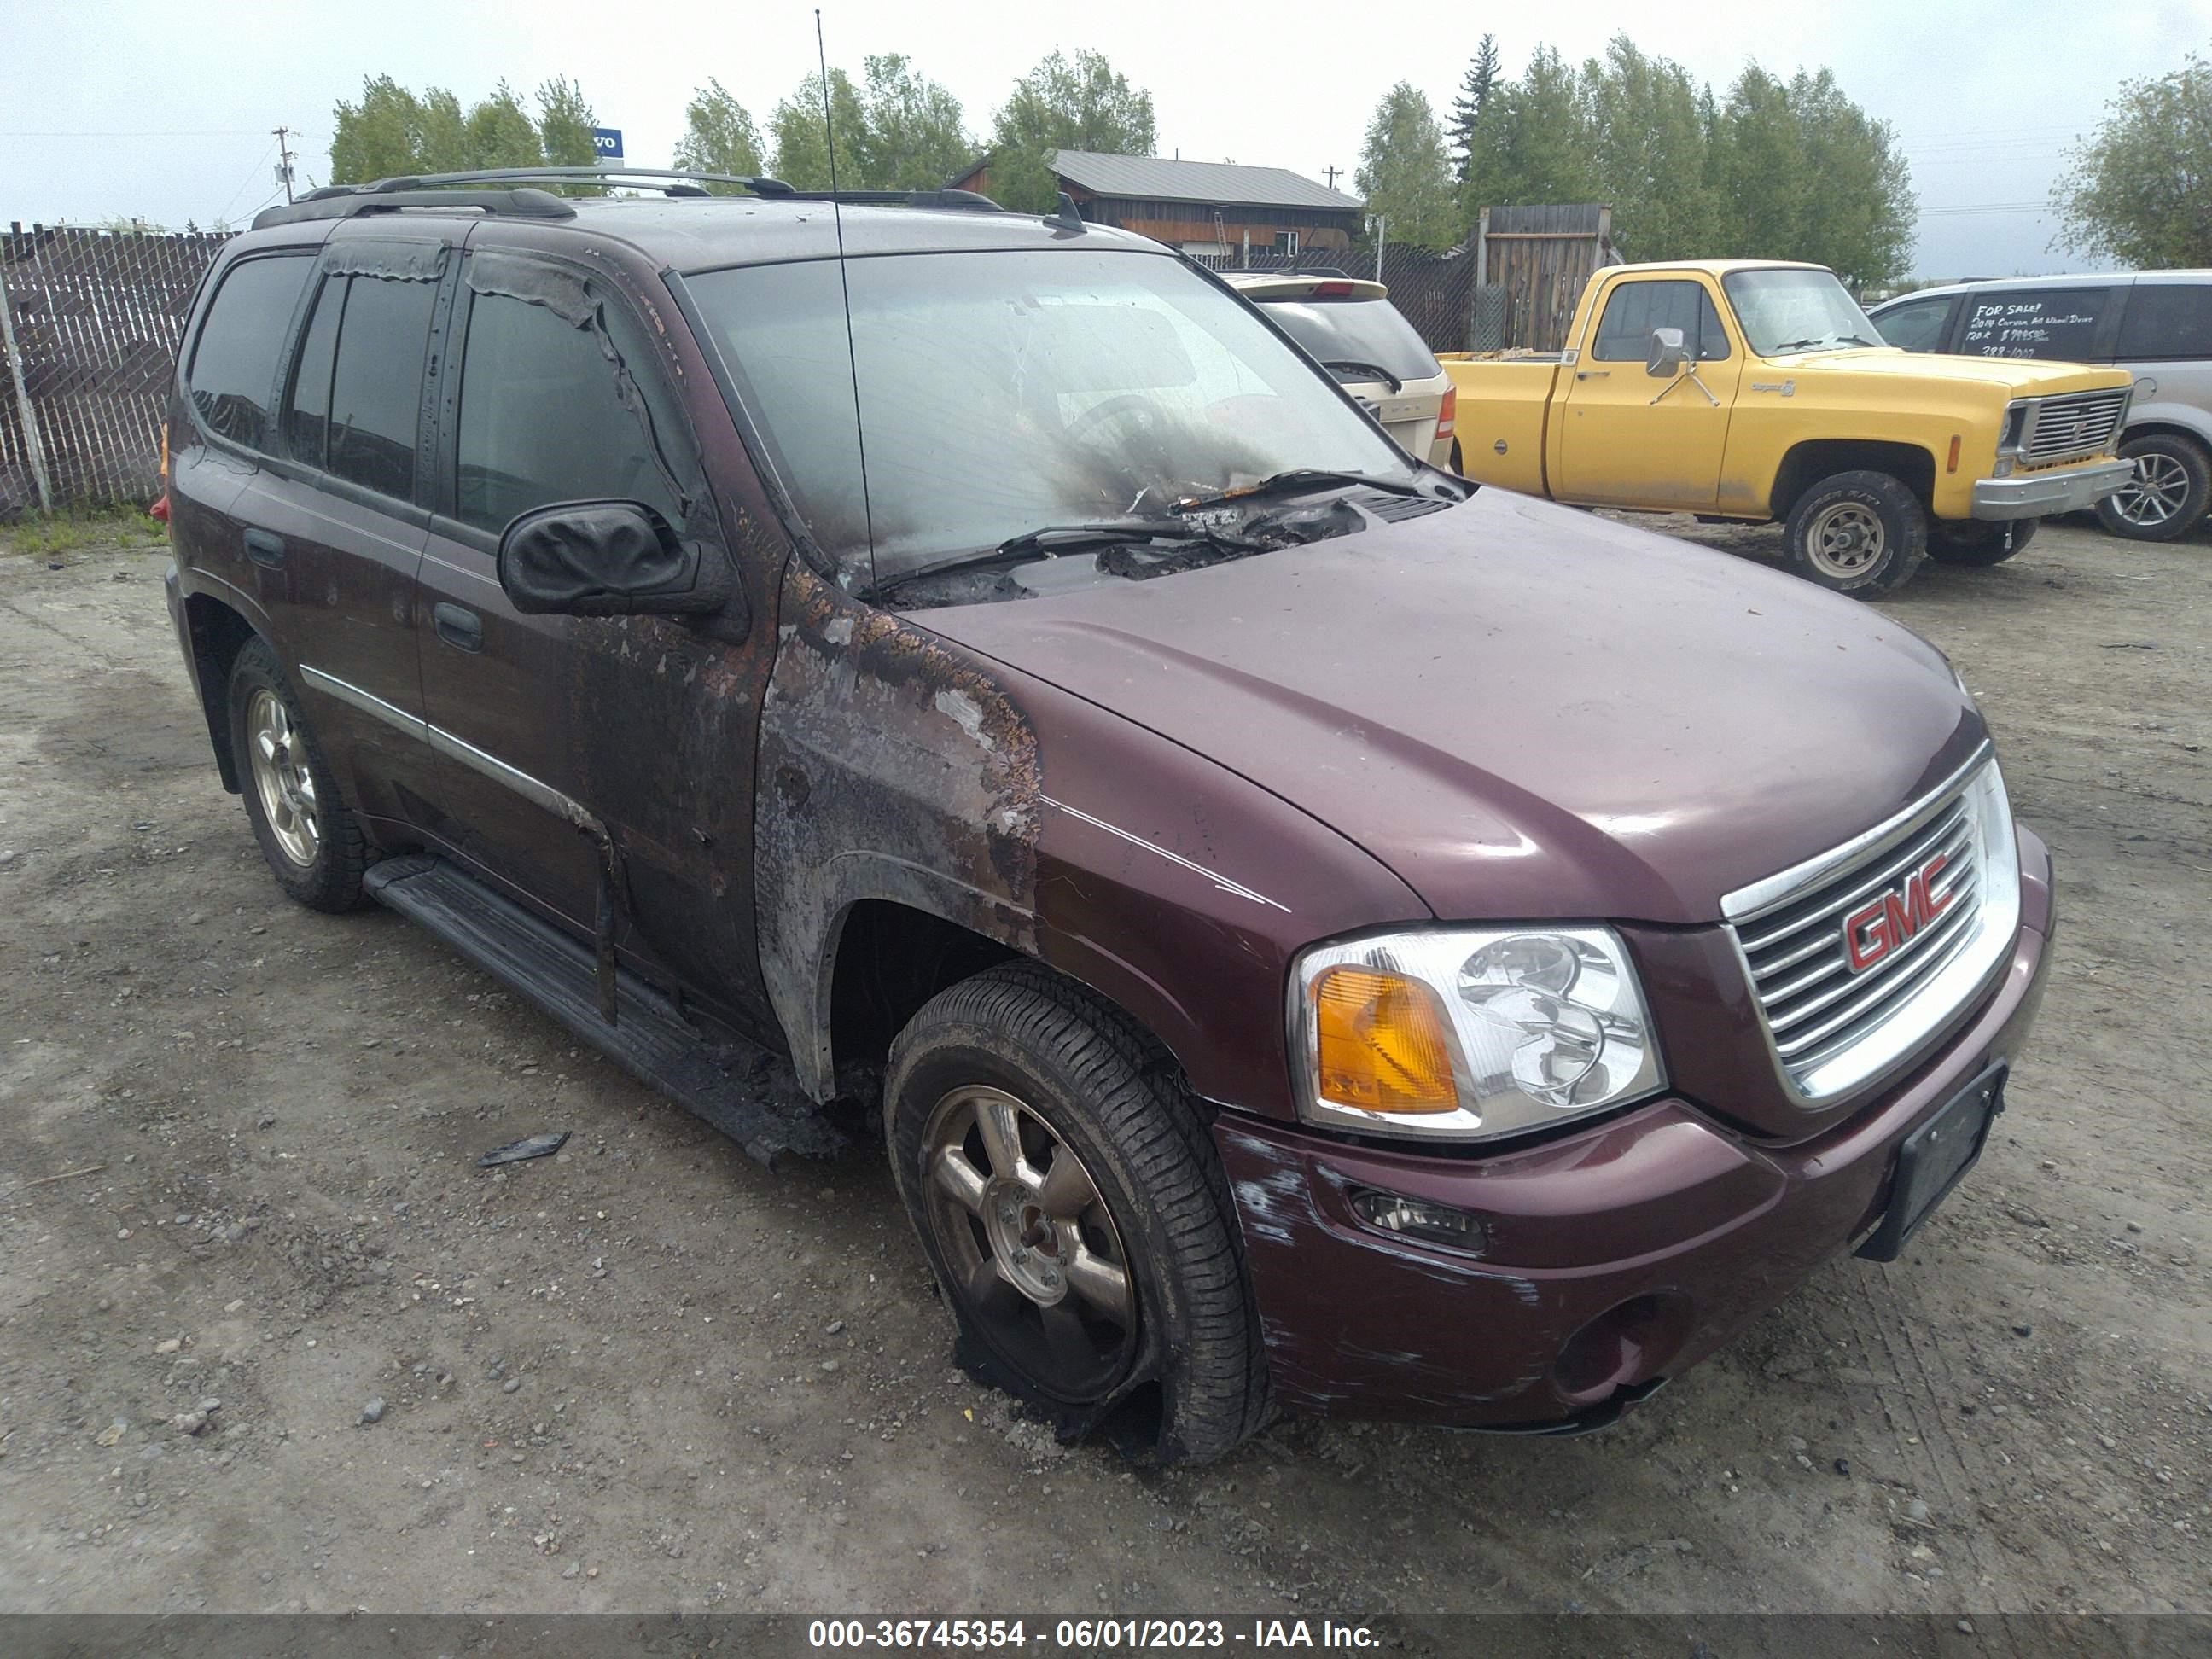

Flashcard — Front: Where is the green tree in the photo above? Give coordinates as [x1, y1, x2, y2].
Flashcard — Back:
[855, 54, 972, 190]
[1580, 38, 1719, 259]
[329, 76, 427, 183]
[1461, 46, 1598, 224]
[1708, 67, 1913, 286]
[2053, 47, 2212, 267]
[535, 75, 600, 190]
[673, 78, 765, 189]
[987, 49, 1157, 212]
[416, 88, 470, 173]
[1447, 35, 1502, 184]
[767, 67, 866, 189]
[1356, 83, 1458, 249]
[464, 81, 543, 171]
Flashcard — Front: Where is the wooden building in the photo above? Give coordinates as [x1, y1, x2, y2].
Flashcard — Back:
[947, 151, 1364, 257]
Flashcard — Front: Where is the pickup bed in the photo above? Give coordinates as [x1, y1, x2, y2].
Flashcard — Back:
[1444, 260, 2138, 593]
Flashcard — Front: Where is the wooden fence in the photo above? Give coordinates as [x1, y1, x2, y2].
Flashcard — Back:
[1471, 205, 1617, 353]
[1, 224, 231, 516]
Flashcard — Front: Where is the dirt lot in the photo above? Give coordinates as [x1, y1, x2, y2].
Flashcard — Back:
[0, 513, 2206, 1621]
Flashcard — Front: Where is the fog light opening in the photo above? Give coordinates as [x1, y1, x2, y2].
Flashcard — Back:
[1554, 1293, 1686, 1401]
[1349, 1188, 1488, 1255]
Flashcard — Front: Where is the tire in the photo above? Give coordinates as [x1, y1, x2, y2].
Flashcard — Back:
[1784, 470, 1928, 595]
[2096, 433, 2210, 542]
[226, 637, 368, 912]
[1927, 516, 2039, 567]
[886, 963, 1268, 1464]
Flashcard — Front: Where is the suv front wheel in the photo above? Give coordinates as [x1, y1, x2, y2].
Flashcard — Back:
[1784, 470, 1928, 595]
[886, 963, 1268, 1464]
[2097, 433, 2210, 542]
[227, 637, 368, 912]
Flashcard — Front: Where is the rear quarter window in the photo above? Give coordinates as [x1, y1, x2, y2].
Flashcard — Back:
[185, 253, 315, 451]
[323, 275, 438, 502]
[1956, 288, 2115, 359]
[2116, 284, 2212, 361]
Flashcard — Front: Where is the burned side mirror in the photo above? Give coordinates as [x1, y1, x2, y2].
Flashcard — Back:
[1646, 326, 1691, 378]
[497, 501, 737, 620]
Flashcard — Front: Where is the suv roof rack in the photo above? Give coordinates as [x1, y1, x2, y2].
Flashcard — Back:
[253, 166, 800, 230]
[780, 188, 1005, 212]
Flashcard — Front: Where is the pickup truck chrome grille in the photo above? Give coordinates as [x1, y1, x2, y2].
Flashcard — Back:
[2023, 390, 2128, 463]
[1722, 748, 2022, 1103]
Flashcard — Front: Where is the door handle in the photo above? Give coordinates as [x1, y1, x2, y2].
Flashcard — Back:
[1575, 370, 1611, 381]
[434, 602, 484, 653]
[242, 527, 286, 568]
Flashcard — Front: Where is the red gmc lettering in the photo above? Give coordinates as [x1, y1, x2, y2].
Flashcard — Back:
[1845, 853, 1953, 973]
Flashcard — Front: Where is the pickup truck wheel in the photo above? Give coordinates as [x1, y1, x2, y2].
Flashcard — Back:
[1785, 471, 1927, 594]
[887, 963, 1268, 1464]
[227, 637, 368, 912]
[2097, 434, 2209, 542]
[1927, 517, 2039, 566]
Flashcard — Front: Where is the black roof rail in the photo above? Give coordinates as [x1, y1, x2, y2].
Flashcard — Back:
[779, 187, 1005, 212]
[253, 166, 802, 228]
[253, 187, 580, 230]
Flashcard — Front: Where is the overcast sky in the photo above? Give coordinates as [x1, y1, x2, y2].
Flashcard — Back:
[3, 0, 2204, 278]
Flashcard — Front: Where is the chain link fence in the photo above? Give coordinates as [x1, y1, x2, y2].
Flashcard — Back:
[2, 224, 231, 518]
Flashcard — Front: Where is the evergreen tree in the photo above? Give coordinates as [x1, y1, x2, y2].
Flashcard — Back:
[1448, 35, 1502, 184]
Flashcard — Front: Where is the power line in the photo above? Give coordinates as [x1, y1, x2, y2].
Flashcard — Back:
[212, 139, 279, 227]
[0, 128, 277, 138]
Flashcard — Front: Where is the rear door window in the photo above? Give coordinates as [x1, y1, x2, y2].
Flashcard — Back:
[185, 253, 314, 451]
[2116, 283, 2212, 361]
[453, 282, 684, 534]
[1591, 280, 1731, 362]
[1873, 294, 1955, 353]
[282, 275, 344, 469]
[1956, 288, 2116, 359]
[324, 276, 438, 501]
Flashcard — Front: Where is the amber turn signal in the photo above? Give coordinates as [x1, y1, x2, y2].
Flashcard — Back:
[1312, 965, 1460, 1114]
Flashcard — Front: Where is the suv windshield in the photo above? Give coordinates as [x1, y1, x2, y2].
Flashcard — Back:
[1259, 297, 1441, 386]
[686, 249, 1409, 582]
[1724, 268, 1883, 356]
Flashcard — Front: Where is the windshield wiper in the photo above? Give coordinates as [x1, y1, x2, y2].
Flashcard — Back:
[870, 519, 1258, 596]
[1176, 468, 1439, 511]
[1771, 334, 1878, 353]
[1323, 359, 1403, 393]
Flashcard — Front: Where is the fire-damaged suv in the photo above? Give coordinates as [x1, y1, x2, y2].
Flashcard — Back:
[161, 167, 2053, 1462]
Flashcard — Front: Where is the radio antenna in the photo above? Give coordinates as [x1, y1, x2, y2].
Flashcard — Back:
[817, 9, 876, 587]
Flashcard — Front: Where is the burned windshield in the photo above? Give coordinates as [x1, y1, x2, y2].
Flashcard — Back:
[686, 249, 1409, 582]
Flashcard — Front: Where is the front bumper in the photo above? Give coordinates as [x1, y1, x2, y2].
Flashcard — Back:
[1971, 457, 2133, 520]
[1215, 826, 2054, 1430]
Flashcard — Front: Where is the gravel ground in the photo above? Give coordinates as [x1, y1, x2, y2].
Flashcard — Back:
[0, 513, 2205, 1618]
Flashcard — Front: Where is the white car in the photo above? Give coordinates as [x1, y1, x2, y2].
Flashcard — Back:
[1222, 271, 1458, 470]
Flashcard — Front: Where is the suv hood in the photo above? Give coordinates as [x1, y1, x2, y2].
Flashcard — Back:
[921, 489, 1986, 926]
[1774, 346, 2131, 397]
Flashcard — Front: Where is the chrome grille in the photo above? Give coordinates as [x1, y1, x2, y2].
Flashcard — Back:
[1732, 781, 1986, 1091]
[2023, 390, 2128, 463]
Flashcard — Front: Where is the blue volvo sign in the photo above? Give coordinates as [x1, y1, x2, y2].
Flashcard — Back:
[591, 127, 623, 160]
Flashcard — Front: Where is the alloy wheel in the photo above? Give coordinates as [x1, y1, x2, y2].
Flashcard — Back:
[246, 688, 322, 868]
[921, 1083, 1138, 1401]
[2113, 452, 2190, 530]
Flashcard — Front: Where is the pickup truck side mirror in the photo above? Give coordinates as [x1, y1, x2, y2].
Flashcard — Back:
[497, 501, 739, 620]
[1646, 327, 1691, 379]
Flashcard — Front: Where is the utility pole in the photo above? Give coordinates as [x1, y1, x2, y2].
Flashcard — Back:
[1322, 165, 1342, 191]
[271, 126, 296, 205]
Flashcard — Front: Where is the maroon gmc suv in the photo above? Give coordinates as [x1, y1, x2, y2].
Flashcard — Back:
[161, 168, 2053, 1462]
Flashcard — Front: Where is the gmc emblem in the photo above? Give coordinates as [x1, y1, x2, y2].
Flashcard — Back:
[1845, 853, 1954, 974]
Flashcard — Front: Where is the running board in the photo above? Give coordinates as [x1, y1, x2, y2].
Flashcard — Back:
[364, 854, 846, 1166]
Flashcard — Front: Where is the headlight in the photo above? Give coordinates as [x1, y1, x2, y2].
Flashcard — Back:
[1289, 925, 1667, 1141]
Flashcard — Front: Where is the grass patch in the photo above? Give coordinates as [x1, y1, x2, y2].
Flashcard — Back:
[1, 507, 168, 560]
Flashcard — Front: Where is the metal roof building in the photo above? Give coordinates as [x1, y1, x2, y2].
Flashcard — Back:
[948, 150, 1365, 258]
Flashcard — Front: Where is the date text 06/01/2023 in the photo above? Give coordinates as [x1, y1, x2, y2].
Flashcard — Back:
[804, 1619, 1382, 1650]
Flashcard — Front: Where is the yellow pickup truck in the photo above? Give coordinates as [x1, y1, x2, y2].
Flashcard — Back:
[1444, 259, 2136, 594]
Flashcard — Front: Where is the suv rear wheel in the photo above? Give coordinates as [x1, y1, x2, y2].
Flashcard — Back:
[227, 637, 368, 912]
[886, 963, 1268, 1463]
[1784, 470, 1928, 595]
[2097, 433, 2209, 542]
[1927, 516, 2039, 567]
